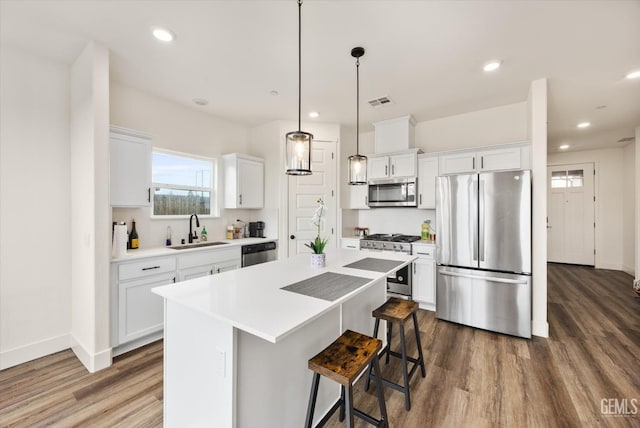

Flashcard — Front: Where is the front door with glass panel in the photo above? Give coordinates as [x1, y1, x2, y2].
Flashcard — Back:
[547, 163, 595, 265]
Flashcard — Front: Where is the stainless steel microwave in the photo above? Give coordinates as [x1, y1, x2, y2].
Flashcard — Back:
[368, 177, 417, 207]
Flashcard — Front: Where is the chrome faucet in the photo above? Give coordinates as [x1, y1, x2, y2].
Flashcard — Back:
[189, 213, 200, 243]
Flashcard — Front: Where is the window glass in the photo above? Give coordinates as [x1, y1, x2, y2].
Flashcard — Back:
[567, 170, 583, 188]
[551, 171, 567, 188]
[152, 150, 215, 216]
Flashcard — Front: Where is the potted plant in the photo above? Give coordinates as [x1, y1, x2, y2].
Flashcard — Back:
[306, 198, 328, 267]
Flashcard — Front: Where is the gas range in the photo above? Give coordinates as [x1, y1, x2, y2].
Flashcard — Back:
[360, 234, 421, 253]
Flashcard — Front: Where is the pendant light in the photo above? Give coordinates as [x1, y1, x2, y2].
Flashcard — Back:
[285, 0, 313, 176]
[348, 47, 367, 185]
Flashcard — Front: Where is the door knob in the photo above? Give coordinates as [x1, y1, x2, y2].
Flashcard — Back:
[290, 235, 295, 239]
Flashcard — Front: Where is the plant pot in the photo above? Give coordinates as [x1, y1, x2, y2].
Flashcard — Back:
[310, 253, 326, 268]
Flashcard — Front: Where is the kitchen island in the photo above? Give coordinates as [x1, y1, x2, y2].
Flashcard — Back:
[152, 249, 416, 428]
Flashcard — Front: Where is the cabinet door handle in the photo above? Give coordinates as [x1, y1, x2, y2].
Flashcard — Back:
[346, 245, 356, 249]
[365, 195, 368, 205]
[413, 262, 416, 274]
[385, 165, 388, 176]
[209, 269, 214, 275]
[481, 156, 484, 169]
[391, 164, 395, 176]
[239, 194, 242, 205]
[473, 157, 476, 170]
[172, 277, 176, 283]
[142, 266, 160, 271]
[419, 194, 422, 205]
[417, 252, 431, 256]
[148, 188, 151, 203]
[217, 268, 221, 273]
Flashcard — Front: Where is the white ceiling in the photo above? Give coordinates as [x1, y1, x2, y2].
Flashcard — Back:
[2, 0, 639, 153]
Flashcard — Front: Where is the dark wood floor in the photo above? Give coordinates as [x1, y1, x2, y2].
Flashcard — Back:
[1, 264, 638, 427]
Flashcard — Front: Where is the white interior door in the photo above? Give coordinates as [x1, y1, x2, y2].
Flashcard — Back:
[288, 141, 337, 256]
[547, 163, 595, 265]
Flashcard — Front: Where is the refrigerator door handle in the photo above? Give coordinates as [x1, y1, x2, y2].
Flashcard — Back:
[471, 177, 478, 262]
[439, 269, 528, 285]
[479, 179, 485, 262]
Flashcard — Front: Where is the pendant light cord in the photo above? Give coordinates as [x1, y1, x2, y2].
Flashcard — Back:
[297, 0, 302, 132]
[356, 56, 360, 155]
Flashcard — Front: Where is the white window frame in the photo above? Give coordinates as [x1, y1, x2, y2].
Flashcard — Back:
[150, 148, 220, 219]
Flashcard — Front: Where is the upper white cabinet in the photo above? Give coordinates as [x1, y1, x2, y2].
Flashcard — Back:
[368, 150, 420, 180]
[438, 143, 529, 175]
[223, 153, 264, 209]
[373, 115, 416, 154]
[345, 184, 369, 209]
[109, 126, 151, 207]
[417, 155, 438, 209]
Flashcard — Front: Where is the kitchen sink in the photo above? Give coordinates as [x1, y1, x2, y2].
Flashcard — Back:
[170, 242, 228, 250]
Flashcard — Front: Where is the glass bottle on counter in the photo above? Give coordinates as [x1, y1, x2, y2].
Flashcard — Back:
[129, 219, 139, 249]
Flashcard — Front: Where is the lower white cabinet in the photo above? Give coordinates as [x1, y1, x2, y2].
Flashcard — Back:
[112, 247, 242, 354]
[341, 238, 361, 250]
[118, 272, 174, 345]
[412, 243, 436, 311]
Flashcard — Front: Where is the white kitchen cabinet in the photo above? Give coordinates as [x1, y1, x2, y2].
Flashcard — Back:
[418, 155, 438, 209]
[438, 143, 528, 175]
[112, 256, 176, 350]
[341, 238, 361, 250]
[109, 125, 151, 207]
[346, 184, 369, 209]
[176, 247, 241, 281]
[223, 153, 264, 209]
[368, 150, 419, 180]
[412, 243, 436, 311]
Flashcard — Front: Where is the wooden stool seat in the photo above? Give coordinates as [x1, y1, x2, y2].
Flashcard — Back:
[366, 298, 425, 411]
[372, 297, 418, 323]
[305, 330, 388, 428]
[309, 330, 381, 386]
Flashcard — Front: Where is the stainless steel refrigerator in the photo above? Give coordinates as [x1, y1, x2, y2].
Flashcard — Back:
[435, 170, 532, 338]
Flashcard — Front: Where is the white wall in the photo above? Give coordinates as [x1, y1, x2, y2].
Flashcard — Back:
[70, 42, 111, 372]
[548, 147, 625, 271]
[0, 45, 71, 369]
[358, 209, 436, 237]
[110, 82, 261, 247]
[528, 79, 548, 338]
[622, 142, 636, 275]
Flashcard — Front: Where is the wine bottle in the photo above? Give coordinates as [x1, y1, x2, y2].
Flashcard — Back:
[129, 219, 139, 249]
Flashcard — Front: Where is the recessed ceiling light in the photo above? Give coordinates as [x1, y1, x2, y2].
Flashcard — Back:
[595, 105, 607, 110]
[577, 122, 591, 129]
[308, 111, 319, 118]
[192, 98, 208, 106]
[625, 70, 640, 79]
[152, 27, 175, 42]
[559, 144, 570, 150]
[483, 60, 502, 72]
[270, 90, 279, 96]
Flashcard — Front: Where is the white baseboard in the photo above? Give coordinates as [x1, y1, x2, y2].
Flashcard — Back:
[0, 334, 71, 370]
[622, 264, 635, 277]
[596, 262, 624, 271]
[70, 334, 112, 373]
[532, 319, 549, 338]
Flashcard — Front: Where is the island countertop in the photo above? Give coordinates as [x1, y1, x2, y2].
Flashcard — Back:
[152, 249, 416, 343]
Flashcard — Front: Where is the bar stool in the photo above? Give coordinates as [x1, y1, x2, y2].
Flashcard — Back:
[305, 329, 388, 428]
[365, 297, 425, 411]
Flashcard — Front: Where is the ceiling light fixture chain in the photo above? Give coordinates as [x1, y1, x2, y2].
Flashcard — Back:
[348, 46, 367, 185]
[285, 0, 313, 176]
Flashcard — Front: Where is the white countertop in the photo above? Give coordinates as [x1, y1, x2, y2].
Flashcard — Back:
[111, 237, 278, 262]
[152, 249, 416, 343]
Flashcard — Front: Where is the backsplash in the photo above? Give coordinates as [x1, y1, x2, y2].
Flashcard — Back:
[356, 208, 436, 237]
[112, 207, 279, 249]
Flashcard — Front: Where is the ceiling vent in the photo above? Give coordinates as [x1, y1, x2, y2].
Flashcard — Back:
[368, 96, 393, 108]
[617, 136, 635, 143]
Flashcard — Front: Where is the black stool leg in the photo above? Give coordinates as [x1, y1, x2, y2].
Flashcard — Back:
[385, 321, 393, 365]
[413, 312, 426, 378]
[305, 373, 320, 428]
[339, 385, 345, 422]
[345, 384, 355, 428]
[372, 355, 388, 428]
[365, 318, 381, 392]
[399, 323, 411, 411]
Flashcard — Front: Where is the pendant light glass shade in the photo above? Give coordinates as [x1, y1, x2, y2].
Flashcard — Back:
[348, 153, 367, 184]
[285, 130, 312, 175]
[348, 46, 367, 185]
[285, 0, 313, 176]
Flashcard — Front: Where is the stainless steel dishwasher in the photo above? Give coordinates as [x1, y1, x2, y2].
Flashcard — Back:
[241, 241, 277, 267]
